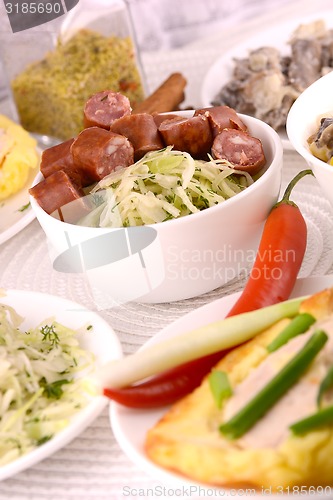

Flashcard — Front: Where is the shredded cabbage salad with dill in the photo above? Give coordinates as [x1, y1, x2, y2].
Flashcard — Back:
[0, 303, 95, 466]
[78, 146, 255, 228]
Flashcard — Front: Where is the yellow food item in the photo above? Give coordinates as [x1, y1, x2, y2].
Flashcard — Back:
[309, 141, 330, 163]
[11, 29, 145, 140]
[307, 116, 333, 164]
[0, 115, 38, 201]
[146, 289, 333, 491]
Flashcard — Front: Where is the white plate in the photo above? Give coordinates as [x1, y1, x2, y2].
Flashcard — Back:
[200, 11, 333, 150]
[110, 275, 333, 495]
[0, 164, 39, 245]
[0, 289, 122, 481]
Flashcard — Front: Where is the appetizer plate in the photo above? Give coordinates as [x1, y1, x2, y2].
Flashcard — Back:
[0, 289, 122, 481]
[110, 275, 333, 495]
[0, 164, 39, 246]
[200, 10, 333, 150]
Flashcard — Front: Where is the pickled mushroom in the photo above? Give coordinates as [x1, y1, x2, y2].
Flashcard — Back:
[308, 117, 333, 164]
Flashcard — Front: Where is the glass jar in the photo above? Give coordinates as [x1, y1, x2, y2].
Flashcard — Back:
[60, 0, 147, 97]
[61, 0, 137, 41]
[1, 0, 146, 140]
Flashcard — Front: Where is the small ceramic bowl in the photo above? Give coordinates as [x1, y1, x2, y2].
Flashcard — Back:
[30, 112, 283, 306]
[286, 70, 333, 208]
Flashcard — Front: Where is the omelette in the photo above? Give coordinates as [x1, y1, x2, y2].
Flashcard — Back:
[0, 114, 38, 200]
[145, 288, 333, 491]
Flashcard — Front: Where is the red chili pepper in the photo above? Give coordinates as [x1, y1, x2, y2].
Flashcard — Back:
[104, 169, 313, 408]
[103, 349, 229, 408]
[226, 169, 311, 315]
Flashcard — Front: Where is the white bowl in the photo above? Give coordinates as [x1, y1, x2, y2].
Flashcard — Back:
[286, 71, 333, 208]
[30, 113, 283, 306]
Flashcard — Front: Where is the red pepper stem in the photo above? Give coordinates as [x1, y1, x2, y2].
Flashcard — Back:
[275, 169, 314, 208]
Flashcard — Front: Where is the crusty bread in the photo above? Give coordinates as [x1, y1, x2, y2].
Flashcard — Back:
[145, 289, 333, 491]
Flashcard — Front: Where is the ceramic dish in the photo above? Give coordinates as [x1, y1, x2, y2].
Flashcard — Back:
[0, 289, 122, 481]
[286, 70, 333, 209]
[201, 11, 333, 150]
[30, 112, 282, 305]
[110, 274, 333, 496]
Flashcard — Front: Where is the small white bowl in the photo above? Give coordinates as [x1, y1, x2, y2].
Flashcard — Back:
[30, 113, 283, 306]
[286, 71, 333, 207]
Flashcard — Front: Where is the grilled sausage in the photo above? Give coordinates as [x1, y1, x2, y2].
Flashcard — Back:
[110, 113, 164, 161]
[194, 105, 248, 137]
[158, 115, 213, 159]
[211, 129, 266, 175]
[71, 127, 134, 183]
[29, 170, 90, 222]
[39, 138, 92, 187]
[83, 90, 132, 129]
[40, 138, 75, 178]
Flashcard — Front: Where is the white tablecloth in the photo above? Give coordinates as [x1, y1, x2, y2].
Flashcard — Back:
[1, 1, 333, 498]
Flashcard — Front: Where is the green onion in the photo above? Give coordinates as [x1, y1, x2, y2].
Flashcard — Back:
[219, 330, 328, 440]
[290, 405, 333, 435]
[266, 313, 316, 353]
[17, 202, 31, 212]
[98, 296, 304, 388]
[208, 370, 233, 409]
[317, 365, 333, 408]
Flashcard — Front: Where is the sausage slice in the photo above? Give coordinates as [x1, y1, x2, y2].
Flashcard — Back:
[71, 127, 134, 183]
[158, 115, 213, 159]
[211, 129, 266, 175]
[110, 113, 164, 161]
[39, 138, 91, 187]
[40, 138, 75, 178]
[83, 90, 132, 129]
[29, 170, 90, 222]
[194, 106, 248, 137]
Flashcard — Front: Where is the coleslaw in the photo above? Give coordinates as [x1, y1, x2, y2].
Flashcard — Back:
[78, 146, 254, 228]
[0, 303, 95, 466]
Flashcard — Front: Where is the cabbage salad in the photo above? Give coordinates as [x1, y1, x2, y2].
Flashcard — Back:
[0, 303, 95, 466]
[79, 146, 254, 228]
